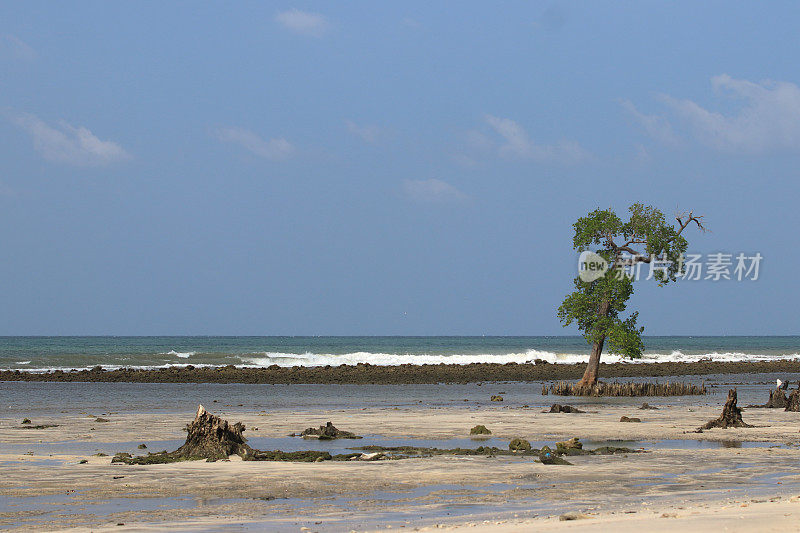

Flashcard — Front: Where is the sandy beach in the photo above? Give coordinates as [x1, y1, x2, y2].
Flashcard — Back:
[2, 373, 800, 531]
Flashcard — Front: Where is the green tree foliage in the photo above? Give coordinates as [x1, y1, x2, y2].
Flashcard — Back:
[559, 204, 704, 382]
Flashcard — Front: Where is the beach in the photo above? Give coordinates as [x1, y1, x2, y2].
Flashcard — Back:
[3, 371, 800, 531]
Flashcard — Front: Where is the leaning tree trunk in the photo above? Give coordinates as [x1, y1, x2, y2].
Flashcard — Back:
[576, 301, 610, 390]
[576, 337, 604, 389]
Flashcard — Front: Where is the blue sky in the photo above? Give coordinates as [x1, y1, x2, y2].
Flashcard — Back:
[1, 2, 799, 335]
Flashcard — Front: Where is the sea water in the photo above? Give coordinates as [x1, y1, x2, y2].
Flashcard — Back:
[0, 336, 798, 372]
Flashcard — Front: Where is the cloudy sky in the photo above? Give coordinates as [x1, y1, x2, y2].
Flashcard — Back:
[1, 2, 798, 335]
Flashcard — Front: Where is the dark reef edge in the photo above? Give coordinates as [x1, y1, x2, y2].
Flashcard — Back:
[1, 360, 799, 384]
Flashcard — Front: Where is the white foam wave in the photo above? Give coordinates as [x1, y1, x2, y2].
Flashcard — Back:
[163, 350, 196, 359]
[237, 350, 800, 368]
[15, 361, 31, 365]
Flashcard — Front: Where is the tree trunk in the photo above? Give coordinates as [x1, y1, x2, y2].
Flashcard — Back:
[698, 388, 753, 430]
[577, 337, 604, 389]
[577, 300, 610, 389]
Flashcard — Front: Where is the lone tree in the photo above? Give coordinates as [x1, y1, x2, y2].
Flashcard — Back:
[558, 204, 705, 390]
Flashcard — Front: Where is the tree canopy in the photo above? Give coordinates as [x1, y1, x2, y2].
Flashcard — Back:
[559, 204, 705, 386]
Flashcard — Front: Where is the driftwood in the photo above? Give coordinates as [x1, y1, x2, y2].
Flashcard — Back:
[549, 380, 706, 397]
[697, 389, 753, 431]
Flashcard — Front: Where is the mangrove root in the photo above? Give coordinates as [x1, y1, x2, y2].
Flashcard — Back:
[549, 380, 706, 397]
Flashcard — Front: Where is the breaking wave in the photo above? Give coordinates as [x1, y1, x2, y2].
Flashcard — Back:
[164, 350, 196, 359]
[237, 349, 800, 368]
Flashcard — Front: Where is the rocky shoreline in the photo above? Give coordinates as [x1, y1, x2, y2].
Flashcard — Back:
[1, 359, 799, 384]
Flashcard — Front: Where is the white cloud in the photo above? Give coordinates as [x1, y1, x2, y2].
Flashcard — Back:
[483, 114, 588, 163]
[620, 99, 680, 146]
[345, 121, 381, 143]
[215, 127, 294, 160]
[401, 179, 467, 203]
[11, 112, 130, 166]
[630, 75, 800, 154]
[275, 9, 329, 37]
[1, 35, 36, 61]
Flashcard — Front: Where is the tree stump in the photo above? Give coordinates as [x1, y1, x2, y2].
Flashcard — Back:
[698, 389, 753, 431]
[766, 389, 788, 408]
[786, 389, 800, 412]
[113, 405, 255, 464]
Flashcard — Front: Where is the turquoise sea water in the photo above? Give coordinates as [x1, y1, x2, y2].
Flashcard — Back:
[0, 336, 799, 371]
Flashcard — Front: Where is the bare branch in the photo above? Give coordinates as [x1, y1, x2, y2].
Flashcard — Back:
[675, 210, 707, 236]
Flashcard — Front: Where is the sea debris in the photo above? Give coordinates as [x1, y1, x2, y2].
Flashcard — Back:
[490, 395, 504, 402]
[549, 380, 706, 397]
[21, 418, 31, 424]
[697, 389, 753, 431]
[470, 425, 492, 435]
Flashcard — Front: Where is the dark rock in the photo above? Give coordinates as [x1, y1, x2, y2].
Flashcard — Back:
[470, 425, 492, 435]
[300, 421, 362, 440]
[559, 512, 589, 521]
[555, 437, 583, 455]
[509, 438, 532, 452]
[639, 403, 658, 410]
[95, 417, 110, 423]
[21, 418, 31, 424]
[549, 404, 584, 413]
[138, 444, 147, 449]
[619, 416, 641, 423]
[539, 446, 572, 465]
[490, 395, 504, 402]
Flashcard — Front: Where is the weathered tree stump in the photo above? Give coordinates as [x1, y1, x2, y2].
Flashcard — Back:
[698, 389, 753, 431]
[766, 389, 788, 408]
[786, 389, 800, 412]
[113, 405, 255, 464]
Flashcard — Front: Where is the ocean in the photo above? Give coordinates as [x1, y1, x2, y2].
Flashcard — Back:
[1, 336, 799, 372]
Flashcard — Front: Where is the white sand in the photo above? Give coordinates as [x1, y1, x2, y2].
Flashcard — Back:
[2, 401, 800, 531]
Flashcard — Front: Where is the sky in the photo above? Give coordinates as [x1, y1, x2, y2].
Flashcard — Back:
[1, 1, 799, 336]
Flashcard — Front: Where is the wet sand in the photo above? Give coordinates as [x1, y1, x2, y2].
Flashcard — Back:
[2, 375, 800, 531]
[3, 359, 800, 383]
